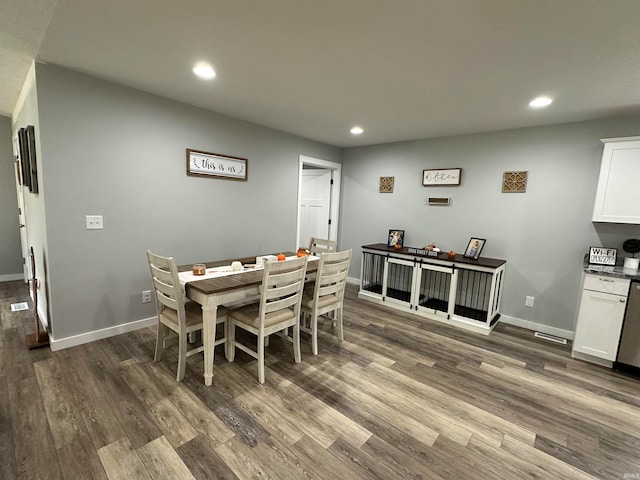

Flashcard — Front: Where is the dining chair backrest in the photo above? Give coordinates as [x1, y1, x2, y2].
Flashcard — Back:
[308, 237, 337, 256]
[312, 248, 352, 308]
[300, 248, 352, 355]
[147, 250, 187, 331]
[258, 256, 308, 331]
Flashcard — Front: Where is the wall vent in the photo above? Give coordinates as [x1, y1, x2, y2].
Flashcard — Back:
[534, 331, 567, 344]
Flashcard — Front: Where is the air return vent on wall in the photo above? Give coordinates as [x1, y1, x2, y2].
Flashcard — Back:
[428, 197, 450, 206]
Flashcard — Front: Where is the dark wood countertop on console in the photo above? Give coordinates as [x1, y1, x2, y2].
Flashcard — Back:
[362, 243, 506, 269]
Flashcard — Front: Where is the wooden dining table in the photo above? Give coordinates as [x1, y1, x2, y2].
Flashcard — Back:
[178, 253, 318, 386]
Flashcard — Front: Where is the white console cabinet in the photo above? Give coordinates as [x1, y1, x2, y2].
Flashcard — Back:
[592, 136, 640, 224]
[359, 244, 506, 335]
[572, 273, 630, 366]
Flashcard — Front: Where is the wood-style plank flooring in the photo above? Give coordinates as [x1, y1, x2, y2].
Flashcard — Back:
[2, 279, 640, 479]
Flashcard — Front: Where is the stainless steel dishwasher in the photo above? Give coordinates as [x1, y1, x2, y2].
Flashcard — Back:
[617, 280, 640, 371]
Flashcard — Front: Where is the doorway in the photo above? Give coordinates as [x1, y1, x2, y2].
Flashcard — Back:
[297, 155, 341, 249]
[12, 132, 29, 282]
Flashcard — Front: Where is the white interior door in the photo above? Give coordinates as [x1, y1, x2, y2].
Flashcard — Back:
[296, 155, 341, 249]
[300, 169, 332, 245]
[13, 133, 29, 282]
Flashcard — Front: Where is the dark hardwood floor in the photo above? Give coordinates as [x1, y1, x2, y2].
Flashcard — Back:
[2, 279, 639, 479]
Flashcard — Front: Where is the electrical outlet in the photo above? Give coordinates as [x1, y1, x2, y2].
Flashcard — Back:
[525, 296, 535, 308]
[86, 215, 104, 230]
[142, 290, 152, 304]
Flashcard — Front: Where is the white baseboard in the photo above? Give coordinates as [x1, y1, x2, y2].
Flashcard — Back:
[50, 316, 157, 351]
[0, 273, 25, 282]
[347, 276, 360, 285]
[499, 315, 574, 341]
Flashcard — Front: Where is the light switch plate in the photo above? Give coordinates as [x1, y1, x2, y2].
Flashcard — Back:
[86, 215, 104, 230]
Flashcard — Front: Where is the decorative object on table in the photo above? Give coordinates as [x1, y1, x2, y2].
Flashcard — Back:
[502, 171, 528, 193]
[277, 253, 286, 261]
[297, 247, 310, 257]
[422, 168, 461, 186]
[379, 176, 394, 193]
[393, 243, 403, 251]
[231, 261, 243, 271]
[588, 246, 617, 266]
[448, 250, 456, 259]
[464, 238, 486, 260]
[26, 246, 49, 349]
[186, 148, 248, 181]
[192, 264, 206, 275]
[256, 255, 278, 267]
[622, 239, 640, 270]
[423, 243, 440, 257]
[388, 229, 404, 248]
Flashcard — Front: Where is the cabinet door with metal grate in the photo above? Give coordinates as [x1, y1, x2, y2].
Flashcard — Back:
[360, 251, 384, 296]
[384, 258, 415, 305]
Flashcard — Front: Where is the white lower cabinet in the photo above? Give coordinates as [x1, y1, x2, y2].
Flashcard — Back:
[572, 274, 629, 364]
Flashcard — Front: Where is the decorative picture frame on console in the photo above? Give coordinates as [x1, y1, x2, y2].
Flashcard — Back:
[388, 229, 404, 248]
[464, 237, 485, 259]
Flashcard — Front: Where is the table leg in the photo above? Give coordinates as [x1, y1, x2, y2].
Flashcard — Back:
[202, 305, 218, 386]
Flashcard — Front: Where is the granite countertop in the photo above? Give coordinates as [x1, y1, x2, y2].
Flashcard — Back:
[583, 260, 640, 281]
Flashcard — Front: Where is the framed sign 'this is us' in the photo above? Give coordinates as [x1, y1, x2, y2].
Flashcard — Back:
[186, 149, 248, 181]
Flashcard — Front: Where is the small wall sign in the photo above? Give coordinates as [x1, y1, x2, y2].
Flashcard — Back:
[422, 168, 461, 186]
[589, 246, 617, 265]
[187, 149, 248, 181]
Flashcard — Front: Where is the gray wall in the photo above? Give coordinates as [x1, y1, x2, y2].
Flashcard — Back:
[340, 117, 640, 333]
[34, 63, 340, 340]
[12, 65, 50, 328]
[0, 115, 22, 277]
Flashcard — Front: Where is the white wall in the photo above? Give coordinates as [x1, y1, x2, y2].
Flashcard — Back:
[33, 63, 340, 342]
[340, 117, 640, 333]
[0, 115, 23, 279]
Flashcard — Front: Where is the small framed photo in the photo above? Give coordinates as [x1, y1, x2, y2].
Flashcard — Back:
[388, 229, 404, 247]
[464, 237, 486, 259]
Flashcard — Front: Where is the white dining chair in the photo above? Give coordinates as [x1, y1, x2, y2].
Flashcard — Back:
[147, 250, 228, 382]
[308, 237, 337, 256]
[300, 249, 352, 355]
[227, 256, 308, 384]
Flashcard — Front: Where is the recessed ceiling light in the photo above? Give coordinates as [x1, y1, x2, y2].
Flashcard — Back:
[529, 96, 553, 108]
[350, 126, 364, 135]
[193, 62, 216, 80]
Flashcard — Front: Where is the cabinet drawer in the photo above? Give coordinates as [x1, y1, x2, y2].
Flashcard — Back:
[583, 274, 630, 296]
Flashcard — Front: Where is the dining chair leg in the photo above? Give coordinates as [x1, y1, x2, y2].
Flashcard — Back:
[293, 323, 301, 364]
[177, 334, 188, 382]
[228, 321, 236, 362]
[257, 335, 265, 384]
[311, 314, 319, 356]
[224, 320, 230, 361]
[154, 323, 166, 362]
[336, 309, 344, 342]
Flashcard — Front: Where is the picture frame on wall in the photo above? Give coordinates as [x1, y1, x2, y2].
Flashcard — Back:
[26, 126, 39, 194]
[186, 148, 248, 181]
[422, 168, 461, 186]
[388, 229, 405, 247]
[18, 128, 30, 189]
[464, 237, 486, 259]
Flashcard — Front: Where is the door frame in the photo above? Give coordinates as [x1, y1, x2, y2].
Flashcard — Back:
[12, 132, 29, 282]
[296, 155, 341, 249]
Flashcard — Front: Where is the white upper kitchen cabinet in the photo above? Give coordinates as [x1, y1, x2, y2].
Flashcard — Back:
[592, 136, 640, 223]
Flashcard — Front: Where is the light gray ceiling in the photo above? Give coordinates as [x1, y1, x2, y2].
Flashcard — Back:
[3, 0, 640, 147]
